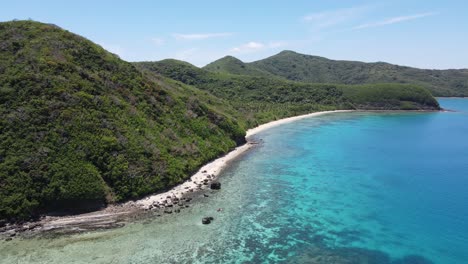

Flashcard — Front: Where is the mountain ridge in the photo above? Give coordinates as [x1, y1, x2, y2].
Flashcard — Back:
[136, 59, 440, 121]
[203, 55, 275, 78]
[203, 50, 468, 96]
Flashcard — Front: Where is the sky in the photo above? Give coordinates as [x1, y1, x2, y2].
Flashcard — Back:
[1, 0, 468, 69]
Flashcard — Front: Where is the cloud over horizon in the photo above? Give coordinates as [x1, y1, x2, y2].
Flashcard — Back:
[229, 41, 288, 54]
[230, 41, 265, 53]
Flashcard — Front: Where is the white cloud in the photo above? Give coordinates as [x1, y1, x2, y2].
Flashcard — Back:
[353, 12, 436, 30]
[303, 6, 368, 29]
[151, 37, 165, 46]
[230, 42, 265, 53]
[172, 32, 233, 40]
[229, 41, 289, 54]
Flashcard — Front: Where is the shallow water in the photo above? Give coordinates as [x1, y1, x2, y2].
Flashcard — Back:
[1, 98, 468, 264]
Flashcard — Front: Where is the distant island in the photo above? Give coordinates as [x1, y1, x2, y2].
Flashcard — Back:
[0, 20, 447, 222]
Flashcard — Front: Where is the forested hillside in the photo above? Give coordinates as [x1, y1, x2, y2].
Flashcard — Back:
[204, 56, 274, 78]
[136, 60, 439, 125]
[204, 50, 468, 97]
[0, 21, 244, 220]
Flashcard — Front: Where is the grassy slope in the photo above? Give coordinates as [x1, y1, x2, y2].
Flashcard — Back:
[208, 50, 468, 97]
[0, 21, 245, 220]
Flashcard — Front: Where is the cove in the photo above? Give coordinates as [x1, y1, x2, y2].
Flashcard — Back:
[1, 98, 467, 264]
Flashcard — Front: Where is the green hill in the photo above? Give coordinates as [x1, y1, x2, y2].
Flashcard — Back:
[0, 21, 245, 220]
[137, 59, 344, 126]
[206, 50, 468, 97]
[203, 56, 275, 78]
[135, 60, 439, 126]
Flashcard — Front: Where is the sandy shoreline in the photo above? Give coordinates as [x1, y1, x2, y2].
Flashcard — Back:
[246, 110, 353, 138]
[136, 110, 352, 209]
[1, 110, 351, 237]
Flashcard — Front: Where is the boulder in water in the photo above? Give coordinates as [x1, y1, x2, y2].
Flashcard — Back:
[210, 181, 221, 190]
[202, 217, 214, 224]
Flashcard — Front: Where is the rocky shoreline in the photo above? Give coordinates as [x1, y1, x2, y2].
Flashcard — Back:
[0, 110, 352, 241]
[0, 142, 257, 240]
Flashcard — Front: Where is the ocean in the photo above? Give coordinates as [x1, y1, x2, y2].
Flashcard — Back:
[1, 98, 467, 263]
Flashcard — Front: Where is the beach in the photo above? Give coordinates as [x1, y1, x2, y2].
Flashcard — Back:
[137, 110, 352, 208]
[246, 110, 353, 138]
[1, 110, 351, 236]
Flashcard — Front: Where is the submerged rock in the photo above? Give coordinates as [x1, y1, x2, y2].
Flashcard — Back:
[210, 181, 221, 190]
[202, 217, 214, 224]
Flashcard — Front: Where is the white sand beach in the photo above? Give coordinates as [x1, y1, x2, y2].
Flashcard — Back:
[246, 110, 353, 138]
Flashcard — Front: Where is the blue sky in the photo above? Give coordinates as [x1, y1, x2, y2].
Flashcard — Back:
[1, 0, 467, 69]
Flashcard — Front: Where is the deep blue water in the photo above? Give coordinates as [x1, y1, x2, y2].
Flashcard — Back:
[1, 98, 467, 264]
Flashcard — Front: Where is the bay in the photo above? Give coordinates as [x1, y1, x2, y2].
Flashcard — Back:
[1, 98, 467, 264]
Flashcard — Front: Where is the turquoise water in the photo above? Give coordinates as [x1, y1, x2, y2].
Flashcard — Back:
[1, 98, 468, 263]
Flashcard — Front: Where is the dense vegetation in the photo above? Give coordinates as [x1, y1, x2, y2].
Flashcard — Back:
[136, 60, 347, 126]
[204, 56, 274, 78]
[0, 21, 440, 220]
[204, 50, 468, 97]
[340, 84, 439, 110]
[0, 21, 245, 220]
[135, 60, 440, 124]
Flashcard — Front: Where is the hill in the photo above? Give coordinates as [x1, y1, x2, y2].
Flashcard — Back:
[203, 56, 275, 78]
[205, 50, 468, 97]
[0, 21, 245, 220]
[135, 60, 439, 126]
